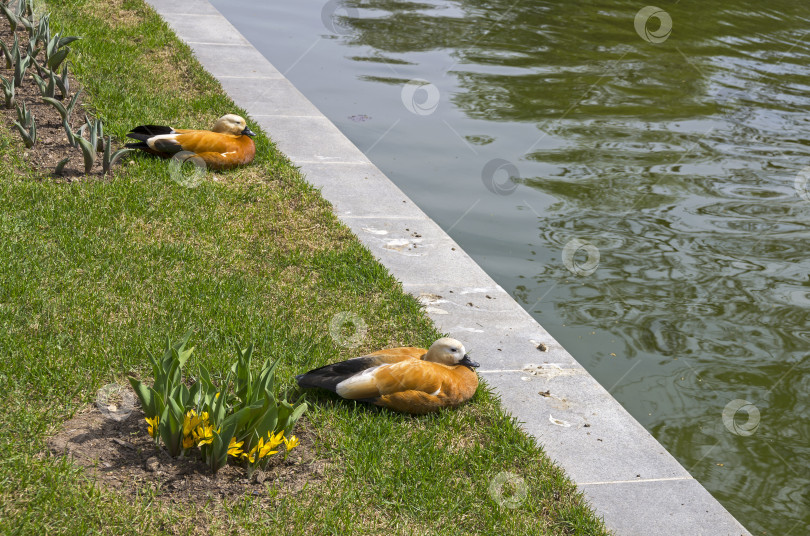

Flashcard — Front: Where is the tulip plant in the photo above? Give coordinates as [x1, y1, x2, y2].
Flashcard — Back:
[129, 330, 194, 455]
[31, 68, 54, 98]
[13, 99, 35, 147]
[0, 1, 83, 156]
[0, 2, 127, 176]
[129, 332, 307, 475]
[0, 0, 31, 34]
[0, 33, 18, 69]
[0, 73, 14, 108]
[221, 341, 306, 476]
[70, 116, 132, 174]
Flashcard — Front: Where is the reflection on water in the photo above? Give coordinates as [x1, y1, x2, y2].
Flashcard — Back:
[213, 0, 810, 532]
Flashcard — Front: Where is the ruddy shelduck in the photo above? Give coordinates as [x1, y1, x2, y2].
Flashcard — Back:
[296, 338, 480, 414]
[125, 114, 256, 169]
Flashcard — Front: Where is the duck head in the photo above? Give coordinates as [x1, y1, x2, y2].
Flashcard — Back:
[212, 114, 256, 137]
[424, 337, 480, 369]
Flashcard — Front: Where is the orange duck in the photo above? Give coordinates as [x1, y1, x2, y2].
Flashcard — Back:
[125, 114, 256, 170]
[296, 338, 480, 414]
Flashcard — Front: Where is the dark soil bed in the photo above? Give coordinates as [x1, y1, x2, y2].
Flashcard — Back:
[0, 24, 126, 180]
[47, 403, 327, 506]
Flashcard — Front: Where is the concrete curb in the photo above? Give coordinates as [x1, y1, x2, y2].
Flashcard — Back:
[144, 1, 751, 534]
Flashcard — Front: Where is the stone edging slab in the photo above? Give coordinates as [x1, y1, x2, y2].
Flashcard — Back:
[144, 1, 751, 534]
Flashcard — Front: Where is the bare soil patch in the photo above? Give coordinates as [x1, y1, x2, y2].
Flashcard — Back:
[0, 25, 124, 180]
[47, 405, 326, 506]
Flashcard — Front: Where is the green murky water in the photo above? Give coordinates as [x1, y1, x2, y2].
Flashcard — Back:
[212, 0, 810, 532]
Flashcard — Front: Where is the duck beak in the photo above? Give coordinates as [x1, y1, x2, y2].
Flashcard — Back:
[459, 354, 480, 369]
[242, 126, 256, 137]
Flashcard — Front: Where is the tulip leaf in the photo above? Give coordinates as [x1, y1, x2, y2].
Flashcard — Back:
[104, 147, 134, 174]
[54, 156, 69, 176]
[284, 402, 307, 435]
[254, 405, 278, 439]
[0, 4, 18, 32]
[128, 377, 154, 416]
[0, 40, 12, 69]
[57, 36, 80, 48]
[61, 118, 76, 148]
[47, 45, 69, 70]
[42, 96, 67, 121]
[76, 136, 95, 173]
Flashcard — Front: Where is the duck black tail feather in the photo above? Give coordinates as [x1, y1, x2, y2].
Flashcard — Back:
[124, 141, 149, 149]
[127, 125, 174, 138]
[296, 357, 378, 393]
[296, 368, 344, 392]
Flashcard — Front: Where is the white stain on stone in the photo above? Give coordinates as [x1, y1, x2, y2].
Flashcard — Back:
[460, 287, 494, 294]
[452, 326, 485, 333]
[386, 238, 410, 247]
[418, 293, 447, 305]
[549, 414, 572, 427]
[383, 237, 425, 256]
[523, 364, 585, 378]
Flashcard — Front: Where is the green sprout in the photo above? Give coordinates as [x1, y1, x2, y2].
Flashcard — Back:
[13, 101, 36, 148]
[76, 116, 120, 173]
[102, 136, 134, 175]
[0, 2, 19, 33]
[0, 33, 18, 70]
[76, 136, 95, 173]
[14, 2, 35, 36]
[43, 90, 81, 147]
[54, 156, 69, 176]
[26, 35, 37, 59]
[27, 12, 47, 47]
[31, 69, 55, 99]
[79, 114, 103, 152]
[13, 52, 29, 87]
[42, 89, 80, 122]
[10, 38, 30, 87]
[16, 0, 33, 18]
[54, 62, 69, 97]
[43, 32, 78, 71]
[0, 74, 14, 109]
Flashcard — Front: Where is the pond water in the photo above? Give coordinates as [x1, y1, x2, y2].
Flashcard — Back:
[210, 0, 810, 532]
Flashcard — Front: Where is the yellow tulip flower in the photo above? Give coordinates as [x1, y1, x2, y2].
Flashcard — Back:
[283, 435, 299, 451]
[227, 437, 244, 457]
[258, 436, 279, 459]
[241, 436, 278, 464]
[183, 409, 201, 437]
[266, 430, 285, 450]
[242, 447, 256, 464]
[145, 415, 159, 438]
[194, 423, 216, 446]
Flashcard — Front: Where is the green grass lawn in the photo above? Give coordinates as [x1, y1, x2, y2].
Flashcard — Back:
[0, 0, 609, 534]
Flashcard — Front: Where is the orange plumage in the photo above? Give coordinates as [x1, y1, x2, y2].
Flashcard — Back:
[296, 338, 480, 414]
[125, 114, 256, 170]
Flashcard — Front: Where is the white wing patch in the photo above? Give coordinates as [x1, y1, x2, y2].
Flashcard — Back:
[335, 365, 383, 398]
[146, 133, 180, 150]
